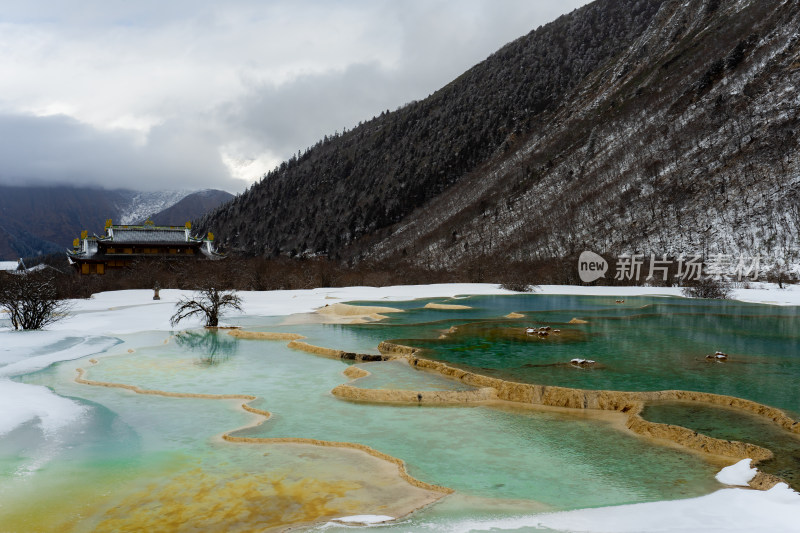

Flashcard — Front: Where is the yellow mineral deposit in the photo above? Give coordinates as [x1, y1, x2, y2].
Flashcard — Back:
[286, 341, 391, 362]
[314, 303, 404, 324]
[287, 341, 347, 359]
[343, 366, 371, 379]
[505, 312, 525, 318]
[0, 458, 192, 533]
[332, 384, 497, 405]
[94, 469, 363, 532]
[72, 359, 449, 530]
[227, 330, 306, 341]
[424, 302, 473, 310]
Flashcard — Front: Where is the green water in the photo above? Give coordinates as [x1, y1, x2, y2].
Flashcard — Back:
[73, 334, 719, 507]
[3, 293, 799, 530]
[347, 360, 477, 391]
[350, 295, 800, 414]
[642, 401, 800, 489]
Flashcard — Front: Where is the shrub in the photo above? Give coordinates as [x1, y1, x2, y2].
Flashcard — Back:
[500, 280, 537, 293]
[681, 277, 731, 299]
[0, 272, 71, 330]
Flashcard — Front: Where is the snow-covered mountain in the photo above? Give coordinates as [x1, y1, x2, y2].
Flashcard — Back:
[197, 0, 800, 278]
[116, 190, 193, 225]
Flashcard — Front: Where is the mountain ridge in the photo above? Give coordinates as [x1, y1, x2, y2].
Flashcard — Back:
[0, 186, 232, 260]
[196, 0, 665, 257]
[199, 0, 799, 273]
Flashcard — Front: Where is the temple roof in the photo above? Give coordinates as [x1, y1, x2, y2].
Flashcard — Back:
[110, 227, 191, 244]
[67, 223, 222, 265]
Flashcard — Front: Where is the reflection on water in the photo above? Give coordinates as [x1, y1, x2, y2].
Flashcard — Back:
[173, 330, 240, 366]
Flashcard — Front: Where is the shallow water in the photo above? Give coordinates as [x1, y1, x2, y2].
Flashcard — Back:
[642, 401, 800, 489]
[1, 293, 798, 530]
[347, 360, 477, 391]
[76, 335, 720, 507]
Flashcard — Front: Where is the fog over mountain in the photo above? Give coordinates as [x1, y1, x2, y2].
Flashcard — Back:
[0, 0, 589, 192]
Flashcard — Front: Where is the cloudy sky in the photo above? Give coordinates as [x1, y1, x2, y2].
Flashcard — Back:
[0, 0, 590, 193]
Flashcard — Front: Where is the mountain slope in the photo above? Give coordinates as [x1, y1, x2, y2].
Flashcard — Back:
[0, 187, 231, 260]
[197, 0, 665, 257]
[199, 0, 800, 272]
[364, 0, 800, 269]
[150, 189, 233, 226]
[118, 190, 193, 225]
[0, 186, 129, 259]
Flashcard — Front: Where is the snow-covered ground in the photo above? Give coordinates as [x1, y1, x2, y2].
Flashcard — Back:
[2, 283, 799, 531]
[420, 483, 799, 533]
[0, 260, 19, 271]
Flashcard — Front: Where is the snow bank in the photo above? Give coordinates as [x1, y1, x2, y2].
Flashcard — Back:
[0, 379, 86, 437]
[716, 458, 757, 486]
[0, 335, 118, 378]
[428, 484, 799, 533]
[38, 285, 514, 335]
[29, 282, 800, 338]
[0, 332, 117, 439]
[534, 283, 800, 306]
[330, 515, 394, 524]
[0, 330, 80, 367]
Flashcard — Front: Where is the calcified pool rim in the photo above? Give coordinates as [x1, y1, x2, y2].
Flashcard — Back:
[73, 359, 452, 498]
[277, 335, 800, 489]
[66, 320, 798, 529]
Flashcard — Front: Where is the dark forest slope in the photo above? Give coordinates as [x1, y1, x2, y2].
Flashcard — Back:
[199, 0, 800, 274]
[197, 0, 665, 257]
[363, 0, 800, 270]
[0, 187, 129, 259]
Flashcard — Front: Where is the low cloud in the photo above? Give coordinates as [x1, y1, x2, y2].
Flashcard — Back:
[0, 0, 590, 193]
[0, 113, 238, 191]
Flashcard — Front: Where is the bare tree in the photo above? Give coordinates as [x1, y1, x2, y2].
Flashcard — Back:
[170, 287, 243, 328]
[0, 272, 71, 330]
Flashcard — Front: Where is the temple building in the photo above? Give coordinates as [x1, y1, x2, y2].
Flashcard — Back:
[67, 220, 222, 275]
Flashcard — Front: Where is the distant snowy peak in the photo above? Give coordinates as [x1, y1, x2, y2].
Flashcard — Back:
[148, 189, 234, 227]
[116, 190, 192, 225]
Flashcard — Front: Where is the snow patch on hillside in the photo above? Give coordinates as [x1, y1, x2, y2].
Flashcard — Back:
[117, 190, 192, 225]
